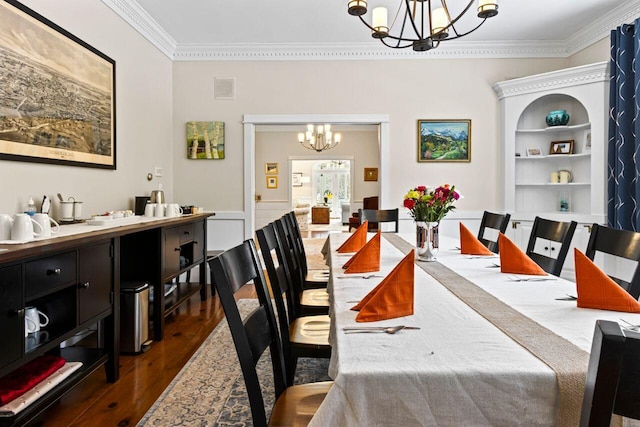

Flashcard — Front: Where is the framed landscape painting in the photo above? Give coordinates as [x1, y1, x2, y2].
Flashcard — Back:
[0, 0, 116, 169]
[186, 121, 225, 159]
[418, 120, 471, 162]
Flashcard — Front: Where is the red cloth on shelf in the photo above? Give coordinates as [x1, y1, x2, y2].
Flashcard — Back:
[0, 355, 66, 405]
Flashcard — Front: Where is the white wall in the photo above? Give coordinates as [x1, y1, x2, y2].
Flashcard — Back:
[568, 38, 610, 68]
[0, 0, 173, 218]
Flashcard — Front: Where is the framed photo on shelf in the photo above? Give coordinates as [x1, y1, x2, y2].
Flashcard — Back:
[582, 130, 592, 153]
[526, 147, 543, 157]
[266, 176, 278, 189]
[265, 162, 278, 175]
[292, 172, 302, 187]
[549, 140, 574, 155]
[364, 167, 378, 181]
[417, 119, 471, 162]
[0, 0, 116, 169]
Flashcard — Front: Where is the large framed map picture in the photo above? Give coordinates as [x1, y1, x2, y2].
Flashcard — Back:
[0, 0, 116, 169]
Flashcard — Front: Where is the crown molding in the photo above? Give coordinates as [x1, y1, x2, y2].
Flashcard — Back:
[103, 0, 639, 61]
[492, 61, 609, 99]
[100, 0, 176, 58]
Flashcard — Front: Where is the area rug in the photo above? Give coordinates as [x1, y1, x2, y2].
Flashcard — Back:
[302, 237, 330, 271]
[137, 299, 330, 426]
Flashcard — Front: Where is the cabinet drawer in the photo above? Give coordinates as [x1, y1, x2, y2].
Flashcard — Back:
[179, 224, 195, 244]
[25, 252, 76, 298]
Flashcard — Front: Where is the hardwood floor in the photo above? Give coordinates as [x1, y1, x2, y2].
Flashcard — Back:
[39, 284, 257, 427]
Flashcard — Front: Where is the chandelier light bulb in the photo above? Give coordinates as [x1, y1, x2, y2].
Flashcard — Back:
[477, 0, 498, 18]
[372, 7, 389, 38]
[297, 124, 343, 152]
[431, 7, 450, 39]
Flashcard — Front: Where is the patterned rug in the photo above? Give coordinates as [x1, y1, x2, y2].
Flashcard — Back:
[137, 299, 330, 426]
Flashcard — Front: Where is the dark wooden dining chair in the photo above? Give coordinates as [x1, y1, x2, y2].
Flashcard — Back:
[349, 196, 379, 231]
[358, 208, 399, 233]
[283, 211, 329, 290]
[526, 216, 577, 276]
[478, 211, 511, 253]
[209, 239, 332, 427]
[585, 224, 640, 300]
[256, 222, 331, 384]
[274, 217, 329, 317]
[580, 319, 640, 426]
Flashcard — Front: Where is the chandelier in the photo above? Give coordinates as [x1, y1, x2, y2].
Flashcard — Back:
[347, 0, 499, 52]
[298, 124, 342, 152]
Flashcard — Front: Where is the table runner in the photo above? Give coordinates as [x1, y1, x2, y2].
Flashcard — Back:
[384, 233, 589, 427]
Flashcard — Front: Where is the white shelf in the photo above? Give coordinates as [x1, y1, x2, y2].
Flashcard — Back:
[516, 153, 591, 160]
[515, 122, 591, 134]
[515, 182, 590, 187]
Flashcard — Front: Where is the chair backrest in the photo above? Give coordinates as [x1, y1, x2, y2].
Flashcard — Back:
[273, 217, 306, 318]
[585, 224, 640, 299]
[478, 211, 511, 253]
[256, 222, 297, 378]
[525, 217, 577, 276]
[209, 239, 287, 427]
[358, 208, 399, 233]
[580, 319, 640, 426]
[283, 211, 310, 277]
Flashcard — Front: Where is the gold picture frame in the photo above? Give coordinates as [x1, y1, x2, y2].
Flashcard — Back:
[266, 176, 278, 189]
[417, 119, 471, 162]
[364, 167, 378, 181]
[549, 140, 574, 155]
[265, 162, 279, 175]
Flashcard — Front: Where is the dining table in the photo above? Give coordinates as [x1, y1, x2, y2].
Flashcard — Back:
[308, 231, 640, 427]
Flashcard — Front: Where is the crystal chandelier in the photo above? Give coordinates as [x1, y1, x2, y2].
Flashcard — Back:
[298, 124, 342, 152]
[347, 0, 499, 52]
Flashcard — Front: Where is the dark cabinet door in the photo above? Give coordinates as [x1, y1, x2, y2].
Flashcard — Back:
[192, 221, 205, 264]
[0, 265, 23, 369]
[163, 226, 181, 279]
[78, 241, 113, 324]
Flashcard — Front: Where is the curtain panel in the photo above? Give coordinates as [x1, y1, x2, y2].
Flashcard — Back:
[608, 19, 640, 231]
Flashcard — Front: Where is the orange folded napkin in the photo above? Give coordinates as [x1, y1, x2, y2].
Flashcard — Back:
[343, 230, 381, 273]
[459, 222, 493, 255]
[351, 250, 415, 322]
[575, 249, 640, 313]
[337, 221, 369, 253]
[498, 233, 547, 276]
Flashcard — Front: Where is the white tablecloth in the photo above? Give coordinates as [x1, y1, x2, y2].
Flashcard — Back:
[308, 233, 640, 427]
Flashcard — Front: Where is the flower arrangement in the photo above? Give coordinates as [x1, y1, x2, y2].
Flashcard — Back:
[403, 184, 460, 223]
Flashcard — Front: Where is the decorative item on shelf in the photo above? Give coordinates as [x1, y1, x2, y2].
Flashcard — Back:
[549, 140, 574, 155]
[559, 191, 570, 212]
[558, 170, 573, 183]
[403, 184, 460, 261]
[526, 147, 543, 157]
[545, 109, 570, 127]
[347, 0, 498, 52]
[297, 124, 342, 152]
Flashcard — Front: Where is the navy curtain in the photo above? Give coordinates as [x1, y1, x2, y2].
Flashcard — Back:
[608, 18, 640, 231]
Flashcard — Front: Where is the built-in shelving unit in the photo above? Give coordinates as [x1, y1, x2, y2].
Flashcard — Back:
[493, 62, 609, 279]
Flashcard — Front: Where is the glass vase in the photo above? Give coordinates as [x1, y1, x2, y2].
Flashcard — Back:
[416, 221, 440, 261]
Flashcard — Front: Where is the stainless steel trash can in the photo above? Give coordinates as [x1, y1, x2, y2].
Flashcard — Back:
[120, 282, 152, 353]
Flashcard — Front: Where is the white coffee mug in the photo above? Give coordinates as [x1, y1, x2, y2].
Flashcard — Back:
[59, 201, 74, 221]
[73, 201, 83, 220]
[33, 213, 59, 238]
[144, 203, 156, 217]
[550, 171, 559, 183]
[24, 306, 49, 336]
[166, 203, 183, 218]
[559, 170, 573, 183]
[155, 204, 166, 218]
[0, 213, 12, 240]
[11, 213, 42, 241]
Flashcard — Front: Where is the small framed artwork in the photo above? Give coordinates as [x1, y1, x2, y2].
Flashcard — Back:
[549, 140, 574, 155]
[292, 172, 303, 187]
[418, 119, 471, 162]
[583, 131, 592, 153]
[186, 121, 225, 159]
[266, 176, 278, 189]
[526, 147, 543, 157]
[265, 162, 279, 175]
[364, 167, 378, 181]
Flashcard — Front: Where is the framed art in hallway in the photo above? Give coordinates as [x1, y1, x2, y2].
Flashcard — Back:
[292, 172, 303, 186]
[0, 0, 116, 169]
[364, 167, 378, 181]
[418, 120, 470, 162]
[265, 162, 279, 175]
[266, 176, 278, 189]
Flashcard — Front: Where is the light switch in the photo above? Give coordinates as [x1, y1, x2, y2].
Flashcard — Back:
[154, 167, 163, 177]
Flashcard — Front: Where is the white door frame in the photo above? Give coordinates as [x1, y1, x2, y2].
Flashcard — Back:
[243, 114, 390, 239]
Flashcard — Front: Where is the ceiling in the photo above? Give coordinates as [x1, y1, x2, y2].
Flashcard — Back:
[102, 0, 640, 60]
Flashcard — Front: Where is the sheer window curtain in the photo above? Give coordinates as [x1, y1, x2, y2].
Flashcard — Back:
[609, 19, 640, 231]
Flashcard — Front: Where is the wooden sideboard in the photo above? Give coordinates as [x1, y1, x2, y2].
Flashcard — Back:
[0, 213, 211, 426]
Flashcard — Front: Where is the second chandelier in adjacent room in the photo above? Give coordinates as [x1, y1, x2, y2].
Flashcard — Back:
[298, 124, 342, 152]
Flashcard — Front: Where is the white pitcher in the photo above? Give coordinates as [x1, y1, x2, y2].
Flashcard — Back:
[11, 213, 43, 241]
